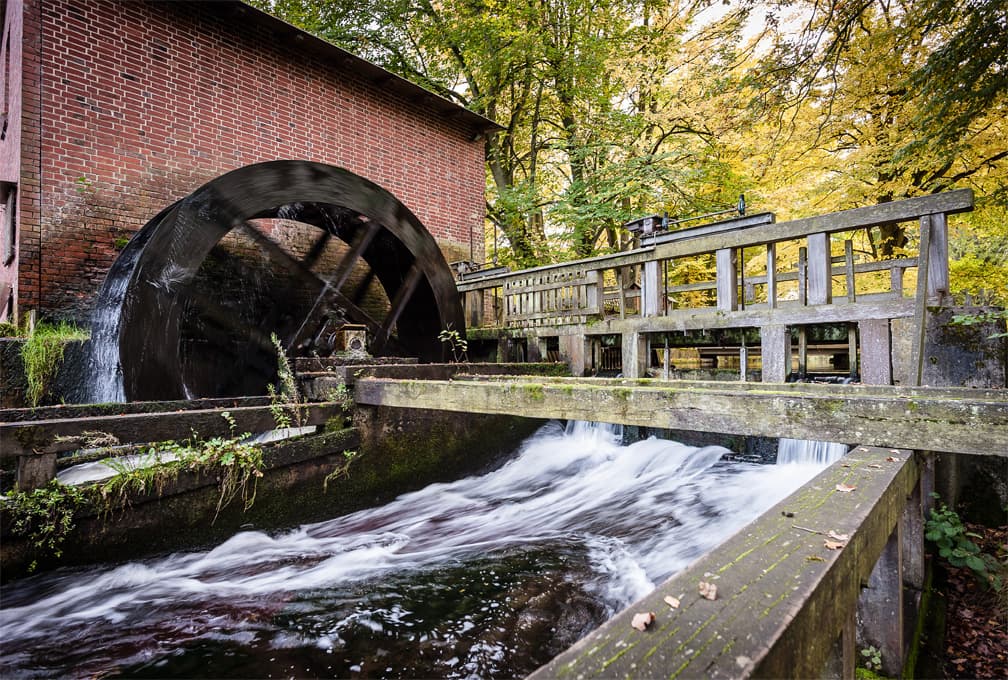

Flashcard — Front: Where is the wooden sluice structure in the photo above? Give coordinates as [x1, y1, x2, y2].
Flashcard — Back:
[457, 189, 975, 385]
[1, 189, 1004, 677]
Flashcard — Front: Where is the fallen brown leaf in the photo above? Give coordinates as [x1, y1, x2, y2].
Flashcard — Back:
[868, 464, 883, 469]
[631, 611, 655, 631]
[807, 555, 825, 562]
[824, 539, 845, 550]
[835, 483, 856, 493]
[699, 581, 718, 600]
[664, 595, 680, 609]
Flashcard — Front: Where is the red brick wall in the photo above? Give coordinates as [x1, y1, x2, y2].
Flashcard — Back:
[18, 0, 485, 320]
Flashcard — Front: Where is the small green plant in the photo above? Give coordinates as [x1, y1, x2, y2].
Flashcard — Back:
[439, 325, 468, 363]
[21, 321, 89, 407]
[6, 480, 91, 571]
[74, 175, 92, 194]
[859, 645, 882, 672]
[268, 333, 306, 428]
[323, 449, 359, 491]
[925, 495, 1004, 595]
[99, 412, 264, 523]
[949, 309, 1008, 339]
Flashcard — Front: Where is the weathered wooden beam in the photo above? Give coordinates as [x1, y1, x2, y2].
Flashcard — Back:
[1, 402, 346, 458]
[582, 298, 915, 335]
[527, 446, 920, 679]
[0, 396, 272, 424]
[353, 378, 1008, 456]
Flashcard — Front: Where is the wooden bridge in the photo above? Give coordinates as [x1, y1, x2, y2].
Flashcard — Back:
[458, 189, 975, 385]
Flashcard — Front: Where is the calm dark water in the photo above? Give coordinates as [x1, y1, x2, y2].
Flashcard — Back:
[1, 422, 831, 678]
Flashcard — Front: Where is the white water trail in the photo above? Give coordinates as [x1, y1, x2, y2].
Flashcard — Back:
[1, 421, 831, 668]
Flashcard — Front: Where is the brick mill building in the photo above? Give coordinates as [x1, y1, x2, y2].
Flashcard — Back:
[0, 0, 496, 324]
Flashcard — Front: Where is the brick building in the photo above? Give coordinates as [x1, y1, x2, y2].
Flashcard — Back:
[0, 0, 495, 324]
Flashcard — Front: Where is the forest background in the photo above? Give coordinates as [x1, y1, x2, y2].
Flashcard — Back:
[252, 0, 1006, 306]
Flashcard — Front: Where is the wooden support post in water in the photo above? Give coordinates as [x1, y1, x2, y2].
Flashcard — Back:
[621, 331, 647, 378]
[798, 325, 808, 379]
[760, 325, 790, 383]
[859, 318, 892, 385]
[857, 522, 905, 677]
[17, 453, 57, 491]
[526, 336, 544, 362]
[848, 323, 859, 380]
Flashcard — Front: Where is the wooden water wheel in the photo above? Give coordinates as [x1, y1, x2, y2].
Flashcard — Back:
[96, 161, 463, 400]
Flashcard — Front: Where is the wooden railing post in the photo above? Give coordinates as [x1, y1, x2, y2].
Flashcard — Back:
[927, 213, 949, 301]
[716, 247, 738, 311]
[766, 243, 777, 309]
[807, 232, 832, 305]
[642, 259, 660, 317]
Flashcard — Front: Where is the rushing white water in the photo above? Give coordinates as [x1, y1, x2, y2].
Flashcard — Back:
[1, 422, 832, 679]
[777, 438, 848, 465]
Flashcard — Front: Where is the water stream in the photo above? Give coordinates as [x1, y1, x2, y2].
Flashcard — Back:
[1, 422, 837, 679]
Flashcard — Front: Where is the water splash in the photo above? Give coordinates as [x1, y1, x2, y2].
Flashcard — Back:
[1, 421, 832, 678]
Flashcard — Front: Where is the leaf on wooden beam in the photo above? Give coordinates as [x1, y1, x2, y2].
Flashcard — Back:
[824, 539, 846, 550]
[836, 483, 857, 493]
[698, 581, 717, 600]
[827, 530, 850, 541]
[631, 611, 655, 631]
[887, 456, 901, 462]
[664, 595, 681, 609]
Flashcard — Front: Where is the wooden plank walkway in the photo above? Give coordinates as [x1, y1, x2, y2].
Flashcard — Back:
[354, 377, 1008, 456]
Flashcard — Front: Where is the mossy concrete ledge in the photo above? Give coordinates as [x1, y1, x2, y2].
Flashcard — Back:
[529, 447, 920, 679]
[353, 377, 1008, 456]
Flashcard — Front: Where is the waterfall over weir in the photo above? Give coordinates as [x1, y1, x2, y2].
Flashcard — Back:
[777, 438, 848, 465]
[1, 422, 835, 679]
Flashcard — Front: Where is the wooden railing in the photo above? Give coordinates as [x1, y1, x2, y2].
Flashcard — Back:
[458, 190, 973, 332]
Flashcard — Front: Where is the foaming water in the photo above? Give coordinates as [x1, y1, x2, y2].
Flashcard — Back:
[1, 422, 830, 679]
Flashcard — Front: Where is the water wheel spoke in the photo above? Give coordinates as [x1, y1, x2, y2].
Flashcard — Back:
[235, 220, 326, 293]
[285, 221, 383, 352]
[302, 229, 332, 270]
[372, 262, 423, 354]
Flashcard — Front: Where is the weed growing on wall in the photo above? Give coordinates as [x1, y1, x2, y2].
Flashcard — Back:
[439, 325, 468, 362]
[268, 333, 306, 428]
[21, 321, 89, 406]
[5, 480, 91, 572]
[99, 412, 265, 523]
